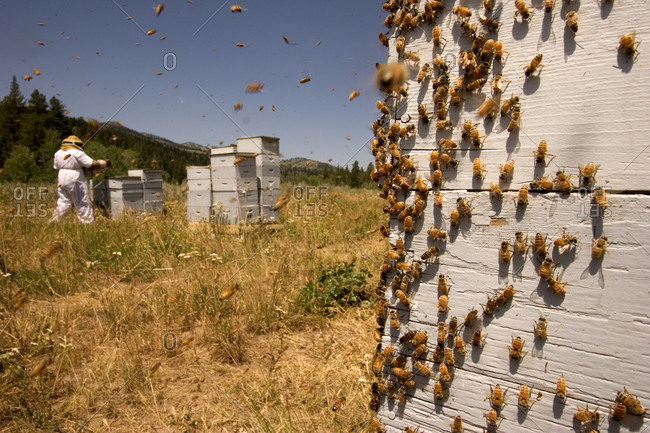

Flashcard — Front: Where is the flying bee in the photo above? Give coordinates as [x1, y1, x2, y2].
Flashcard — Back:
[457, 197, 472, 217]
[390, 311, 400, 329]
[464, 307, 478, 328]
[483, 0, 494, 11]
[574, 405, 600, 425]
[448, 316, 459, 336]
[514, 0, 533, 21]
[433, 55, 449, 73]
[378, 32, 389, 47]
[413, 360, 431, 377]
[482, 294, 498, 316]
[444, 347, 455, 366]
[532, 233, 548, 257]
[518, 385, 536, 410]
[554, 230, 578, 254]
[376, 100, 390, 115]
[375, 62, 409, 93]
[554, 170, 573, 194]
[484, 408, 504, 429]
[544, 0, 555, 12]
[472, 329, 488, 347]
[451, 415, 464, 433]
[497, 284, 515, 304]
[538, 257, 554, 280]
[617, 387, 646, 416]
[332, 396, 346, 412]
[556, 375, 567, 401]
[619, 32, 640, 59]
[591, 235, 607, 260]
[428, 226, 447, 241]
[500, 94, 519, 115]
[411, 330, 428, 346]
[499, 160, 515, 182]
[579, 162, 599, 187]
[487, 384, 508, 410]
[432, 26, 447, 48]
[438, 362, 451, 383]
[611, 401, 627, 421]
[454, 335, 466, 355]
[473, 158, 487, 180]
[477, 96, 500, 119]
[479, 15, 501, 33]
[507, 105, 521, 132]
[593, 187, 608, 210]
[516, 185, 529, 207]
[508, 336, 528, 360]
[450, 208, 459, 229]
[524, 54, 543, 77]
[566, 10, 578, 32]
[499, 241, 511, 263]
[534, 317, 548, 340]
[530, 175, 554, 191]
[436, 119, 453, 130]
[490, 182, 503, 200]
[534, 140, 555, 164]
[438, 294, 449, 313]
[514, 232, 527, 255]
[422, 246, 440, 262]
[434, 380, 445, 400]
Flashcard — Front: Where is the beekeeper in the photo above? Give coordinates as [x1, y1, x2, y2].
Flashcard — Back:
[50, 135, 109, 223]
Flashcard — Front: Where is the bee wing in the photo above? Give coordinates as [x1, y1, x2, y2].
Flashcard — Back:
[558, 244, 570, 254]
[597, 267, 605, 289]
[579, 265, 590, 280]
[546, 195, 559, 217]
[531, 344, 544, 359]
[528, 288, 543, 303]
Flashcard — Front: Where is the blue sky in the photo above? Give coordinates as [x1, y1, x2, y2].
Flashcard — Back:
[0, 1, 389, 167]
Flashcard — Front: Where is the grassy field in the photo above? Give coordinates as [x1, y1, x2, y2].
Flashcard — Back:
[0, 182, 387, 433]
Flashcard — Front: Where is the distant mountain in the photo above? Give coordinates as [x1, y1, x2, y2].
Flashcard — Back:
[280, 157, 335, 174]
[105, 122, 209, 154]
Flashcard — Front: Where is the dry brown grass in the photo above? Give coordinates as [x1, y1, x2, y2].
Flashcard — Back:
[0, 182, 387, 432]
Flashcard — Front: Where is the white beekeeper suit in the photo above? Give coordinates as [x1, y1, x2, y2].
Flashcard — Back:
[50, 135, 107, 223]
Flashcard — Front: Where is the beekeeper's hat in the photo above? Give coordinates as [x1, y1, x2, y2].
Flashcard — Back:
[62, 135, 83, 146]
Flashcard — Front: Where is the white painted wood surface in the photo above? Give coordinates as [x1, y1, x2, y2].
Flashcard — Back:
[373, 0, 650, 432]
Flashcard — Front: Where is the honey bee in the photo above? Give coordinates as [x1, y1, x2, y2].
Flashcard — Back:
[554, 230, 578, 253]
[411, 330, 428, 346]
[507, 105, 521, 132]
[436, 119, 453, 130]
[534, 140, 555, 164]
[579, 162, 599, 187]
[566, 10, 578, 32]
[383, 344, 395, 358]
[593, 187, 608, 210]
[532, 233, 548, 257]
[38, 241, 63, 260]
[611, 401, 627, 421]
[490, 182, 503, 200]
[617, 387, 646, 416]
[378, 32, 389, 47]
[493, 40, 507, 63]
[438, 294, 449, 313]
[464, 307, 478, 328]
[497, 284, 515, 304]
[574, 405, 600, 424]
[548, 272, 567, 295]
[404, 215, 414, 233]
[539, 256, 555, 280]
[484, 408, 503, 429]
[514, 232, 527, 255]
[376, 100, 390, 115]
[438, 362, 451, 383]
[448, 316, 459, 336]
[395, 35, 405, 53]
[440, 152, 459, 168]
[480, 39, 495, 62]
[451, 415, 464, 433]
[413, 177, 427, 193]
[432, 169, 444, 188]
[428, 227, 447, 241]
[518, 385, 536, 410]
[450, 208, 459, 229]
[619, 32, 640, 59]
[417, 63, 431, 84]
[394, 174, 411, 192]
[391, 354, 407, 369]
[404, 51, 420, 64]
[524, 54, 543, 78]
[395, 289, 410, 306]
[514, 185, 528, 207]
[452, 6, 472, 21]
[530, 175, 554, 191]
[487, 384, 508, 410]
[482, 294, 498, 316]
[438, 138, 456, 150]
[514, 0, 532, 21]
[434, 190, 444, 207]
[473, 158, 487, 180]
[508, 336, 528, 360]
[413, 195, 426, 216]
[396, 237, 405, 255]
[432, 26, 447, 48]
[372, 354, 385, 376]
[554, 170, 574, 194]
[591, 235, 607, 260]
[414, 360, 431, 377]
[396, 387, 407, 402]
[372, 417, 386, 433]
[434, 380, 445, 400]
[431, 344, 445, 363]
[544, 0, 555, 12]
[434, 275, 450, 296]
[405, 427, 422, 433]
[472, 329, 488, 347]
[450, 81, 462, 106]
[392, 367, 412, 384]
[454, 335, 466, 355]
[390, 311, 400, 329]
[479, 15, 501, 33]
[534, 317, 548, 340]
[332, 396, 346, 412]
[375, 62, 410, 93]
[499, 241, 512, 263]
[477, 96, 500, 119]
[460, 50, 477, 72]
[461, 21, 478, 40]
[422, 246, 440, 262]
[374, 328, 383, 342]
[467, 78, 487, 93]
[500, 94, 519, 115]
[385, 380, 397, 398]
[433, 74, 450, 92]
[556, 375, 567, 400]
[436, 102, 448, 121]
[457, 197, 472, 217]
[413, 343, 428, 357]
[444, 348, 455, 366]
[433, 55, 449, 73]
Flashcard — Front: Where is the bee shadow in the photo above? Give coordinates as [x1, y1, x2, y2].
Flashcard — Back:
[591, 210, 604, 238]
[539, 10, 554, 46]
[433, 203, 444, 228]
[494, 299, 512, 319]
[482, 312, 495, 327]
[599, 0, 613, 19]
[514, 203, 526, 222]
[614, 413, 645, 432]
[534, 278, 565, 307]
[491, 195, 504, 214]
[522, 75, 541, 95]
[511, 19, 530, 40]
[449, 104, 463, 126]
[563, 25, 577, 57]
[552, 395, 566, 419]
[424, 258, 440, 277]
[448, 226, 460, 243]
[417, 122, 431, 139]
[472, 176, 485, 191]
[505, 131, 521, 155]
[533, 161, 547, 179]
[509, 356, 522, 374]
[512, 253, 526, 281]
[517, 406, 529, 424]
[532, 336, 546, 359]
[498, 260, 509, 284]
[471, 343, 485, 363]
[571, 416, 583, 432]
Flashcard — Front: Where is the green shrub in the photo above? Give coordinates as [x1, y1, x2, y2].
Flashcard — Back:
[297, 262, 371, 315]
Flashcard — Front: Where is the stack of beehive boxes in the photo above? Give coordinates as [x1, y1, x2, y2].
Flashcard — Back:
[106, 176, 143, 218]
[128, 169, 163, 214]
[210, 145, 258, 224]
[186, 166, 212, 222]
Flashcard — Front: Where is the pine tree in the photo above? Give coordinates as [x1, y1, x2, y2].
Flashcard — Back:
[20, 89, 49, 152]
[4, 145, 38, 183]
[0, 76, 26, 165]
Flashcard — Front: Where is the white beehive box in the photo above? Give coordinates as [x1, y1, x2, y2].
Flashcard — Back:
[187, 179, 211, 191]
[187, 166, 211, 180]
[187, 206, 211, 223]
[187, 191, 211, 208]
[259, 188, 281, 207]
[259, 205, 279, 222]
[106, 176, 142, 191]
[210, 154, 256, 179]
[89, 179, 108, 203]
[128, 169, 163, 181]
[236, 136, 280, 155]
